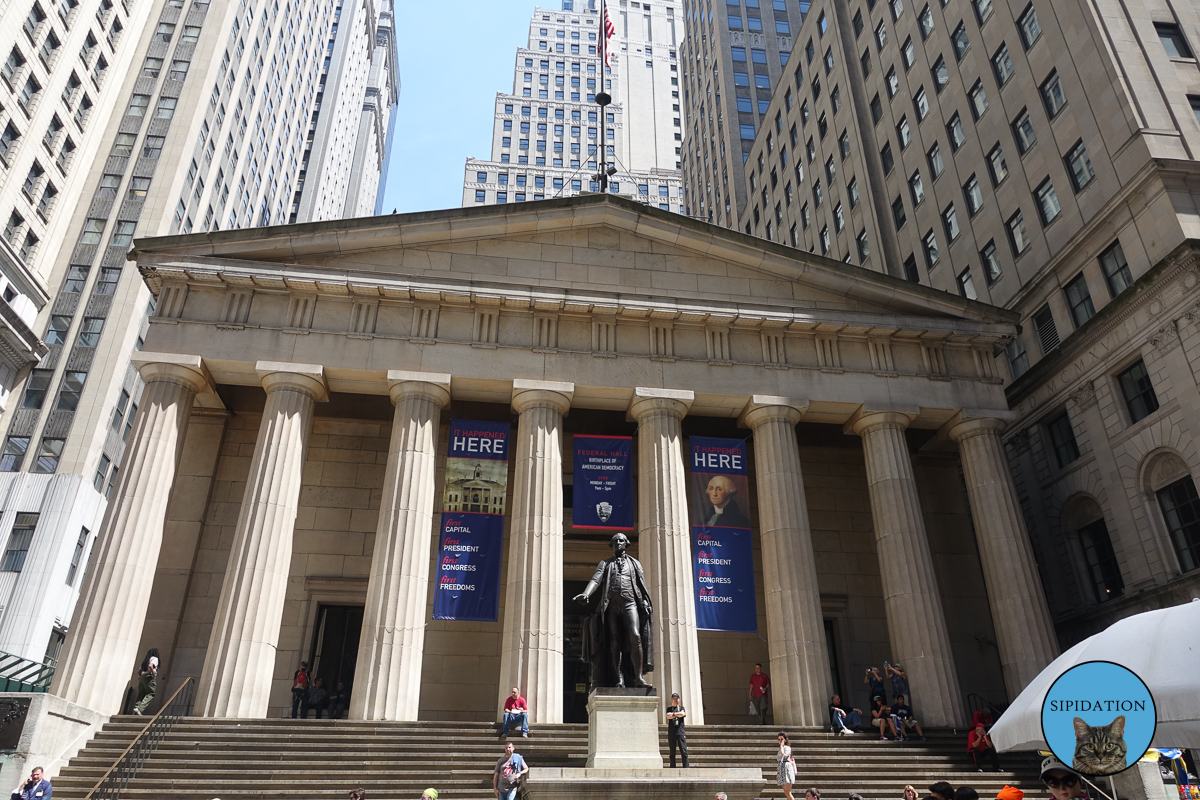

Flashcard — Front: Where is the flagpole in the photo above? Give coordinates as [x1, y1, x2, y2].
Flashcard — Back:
[595, 0, 612, 193]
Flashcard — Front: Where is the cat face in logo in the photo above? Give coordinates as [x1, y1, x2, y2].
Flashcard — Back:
[1071, 715, 1127, 775]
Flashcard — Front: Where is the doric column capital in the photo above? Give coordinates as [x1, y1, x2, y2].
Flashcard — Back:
[628, 386, 694, 422]
[947, 415, 1009, 443]
[848, 406, 918, 437]
[131, 352, 212, 395]
[387, 370, 451, 407]
[255, 360, 328, 401]
[511, 378, 574, 415]
[740, 395, 808, 430]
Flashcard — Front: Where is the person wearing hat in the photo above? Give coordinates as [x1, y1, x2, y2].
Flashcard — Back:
[996, 788, 1024, 800]
[420, 790, 438, 800]
[666, 692, 689, 768]
[1041, 756, 1086, 800]
[967, 720, 1000, 771]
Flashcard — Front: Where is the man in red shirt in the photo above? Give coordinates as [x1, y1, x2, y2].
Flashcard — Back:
[501, 687, 529, 738]
[749, 663, 770, 725]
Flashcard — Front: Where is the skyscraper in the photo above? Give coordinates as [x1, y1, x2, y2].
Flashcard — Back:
[733, 0, 1200, 642]
[677, 0, 811, 226]
[463, 1, 684, 212]
[0, 0, 398, 666]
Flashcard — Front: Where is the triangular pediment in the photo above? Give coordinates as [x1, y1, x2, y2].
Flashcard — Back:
[132, 194, 1015, 329]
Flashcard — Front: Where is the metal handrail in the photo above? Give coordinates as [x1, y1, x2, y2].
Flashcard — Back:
[84, 677, 195, 800]
[0, 650, 55, 692]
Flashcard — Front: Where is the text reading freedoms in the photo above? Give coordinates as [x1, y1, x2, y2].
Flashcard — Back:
[433, 420, 510, 621]
[687, 436, 758, 633]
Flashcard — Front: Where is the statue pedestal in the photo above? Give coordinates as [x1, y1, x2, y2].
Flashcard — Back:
[586, 687, 661, 769]
[523, 687, 766, 800]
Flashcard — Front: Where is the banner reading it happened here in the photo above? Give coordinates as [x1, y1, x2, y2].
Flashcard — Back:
[572, 435, 633, 530]
[687, 436, 757, 633]
[433, 420, 510, 621]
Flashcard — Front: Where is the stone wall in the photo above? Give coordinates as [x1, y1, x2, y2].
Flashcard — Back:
[142, 411, 1008, 723]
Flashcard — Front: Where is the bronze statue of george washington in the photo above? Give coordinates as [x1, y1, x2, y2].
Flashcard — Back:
[572, 532, 654, 688]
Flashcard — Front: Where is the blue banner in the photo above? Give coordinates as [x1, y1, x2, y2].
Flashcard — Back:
[572, 435, 634, 530]
[433, 420, 510, 621]
[688, 436, 757, 632]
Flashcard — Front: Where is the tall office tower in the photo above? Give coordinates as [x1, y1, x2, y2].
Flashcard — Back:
[735, 0, 1200, 642]
[0, 0, 166, 410]
[290, 0, 398, 222]
[463, 1, 684, 212]
[0, 0, 397, 667]
[677, 0, 810, 227]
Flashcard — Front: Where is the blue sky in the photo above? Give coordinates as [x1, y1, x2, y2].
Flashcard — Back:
[378, 1, 540, 215]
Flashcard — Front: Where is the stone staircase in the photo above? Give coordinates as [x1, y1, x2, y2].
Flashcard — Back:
[51, 717, 1047, 800]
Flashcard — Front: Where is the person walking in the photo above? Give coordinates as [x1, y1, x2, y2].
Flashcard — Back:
[776, 731, 797, 800]
[749, 663, 770, 725]
[493, 741, 528, 800]
[291, 661, 311, 719]
[666, 692, 689, 768]
[132, 648, 160, 716]
[501, 687, 529, 738]
[11, 766, 50, 800]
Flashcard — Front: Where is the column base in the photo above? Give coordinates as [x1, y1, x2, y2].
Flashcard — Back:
[586, 688, 662, 768]
[525, 767, 766, 800]
[0, 693, 109, 785]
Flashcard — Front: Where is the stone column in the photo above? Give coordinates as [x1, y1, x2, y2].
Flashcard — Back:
[53, 354, 211, 715]
[195, 362, 326, 718]
[851, 410, 964, 727]
[496, 379, 574, 724]
[741, 396, 830, 727]
[350, 371, 451, 721]
[629, 387, 704, 725]
[948, 417, 1058, 698]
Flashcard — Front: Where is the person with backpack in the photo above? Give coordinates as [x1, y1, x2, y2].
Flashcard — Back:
[133, 648, 160, 715]
[492, 741, 528, 800]
[291, 661, 311, 719]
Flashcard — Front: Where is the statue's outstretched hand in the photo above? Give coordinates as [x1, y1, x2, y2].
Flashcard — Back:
[572, 593, 588, 604]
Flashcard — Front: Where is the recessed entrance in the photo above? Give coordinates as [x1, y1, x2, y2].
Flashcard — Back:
[308, 604, 363, 696]
[564, 579, 590, 722]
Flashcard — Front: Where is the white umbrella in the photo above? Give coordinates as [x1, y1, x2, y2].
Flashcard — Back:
[990, 598, 1200, 752]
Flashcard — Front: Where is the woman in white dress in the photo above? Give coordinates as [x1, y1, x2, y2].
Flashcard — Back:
[777, 730, 797, 800]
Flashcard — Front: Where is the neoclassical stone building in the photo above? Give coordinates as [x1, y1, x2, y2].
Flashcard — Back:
[50, 194, 1057, 728]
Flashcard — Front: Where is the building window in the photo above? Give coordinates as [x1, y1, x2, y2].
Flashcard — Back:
[881, 142, 894, 174]
[943, 203, 960, 240]
[910, 170, 925, 205]
[56, 371, 87, 411]
[964, 174, 983, 215]
[904, 255, 920, 283]
[974, 0, 993, 23]
[969, 80, 988, 119]
[1065, 141, 1095, 191]
[876, 20, 888, 49]
[923, 230, 939, 266]
[981, 240, 1002, 283]
[1157, 476, 1200, 573]
[32, 437, 64, 473]
[871, 94, 883, 123]
[0, 436, 29, 472]
[1013, 108, 1036, 153]
[988, 143, 1009, 184]
[475, 190, 486, 202]
[0, 513, 39, 572]
[932, 56, 948, 92]
[919, 5, 934, 38]
[1099, 241, 1134, 297]
[1008, 209, 1031, 254]
[1064, 273, 1095, 328]
[1018, 3, 1041, 48]
[952, 22, 970, 59]
[928, 142, 944, 177]
[1078, 519, 1125, 601]
[915, 87, 929, 120]
[1117, 359, 1158, 423]
[1033, 304, 1059, 354]
[1041, 70, 1066, 117]
[1035, 178, 1061, 224]
[857, 230, 870, 260]
[1007, 337, 1029, 378]
[957, 267, 977, 299]
[901, 37, 915, 69]
[993, 42, 1014, 85]
[1047, 412, 1080, 468]
[22, 369, 53, 409]
[893, 196, 907, 229]
[93, 454, 110, 491]
[947, 113, 965, 150]
[66, 527, 89, 586]
[897, 116, 911, 148]
[1155, 22, 1193, 59]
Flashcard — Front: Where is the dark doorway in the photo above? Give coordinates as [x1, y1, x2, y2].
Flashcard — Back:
[309, 604, 363, 697]
[564, 579, 590, 722]
[824, 619, 843, 701]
